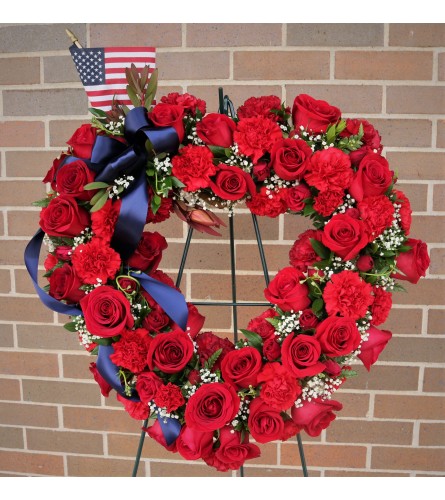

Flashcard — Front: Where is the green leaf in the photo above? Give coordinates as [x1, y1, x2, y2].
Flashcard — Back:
[208, 145, 227, 157]
[171, 176, 186, 188]
[88, 107, 108, 118]
[398, 244, 412, 253]
[311, 298, 324, 314]
[265, 317, 281, 329]
[303, 204, 316, 216]
[325, 124, 336, 144]
[392, 282, 407, 292]
[90, 191, 109, 213]
[145, 68, 158, 103]
[32, 197, 51, 208]
[335, 119, 347, 135]
[310, 238, 330, 259]
[340, 369, 358, 378]
[205, 348, 223, 371]
[84, 181, 110, 191]
[63, 322, 77, 332]
[126, 84, 140, 107]
[240, 329, 263, 349]
[90, 346, 99, 356]
[90, 188, 107, 207]
[93, 337, 113, 346]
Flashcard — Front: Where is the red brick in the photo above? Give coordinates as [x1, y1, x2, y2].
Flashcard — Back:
[423, 368, 445, 393]
[419, 423, 445, 446]
[372, 446, 445, 471]
[395, 182, 428, 212]
[7, 210, 40, 237]
[150, 461, 230, 477]
[387, 86, 445, 115]
[14, 269, 38, 295]
[236, 243, 290, 273]
[437, 120, 445, 148]
[374, 394, 445, 420]
[393, 280, 445, 306]
[386, 152, 445, 181]
[27, 429, 103, 454]
[67, 455, 139, 477]
[0, 121, 45, 147]
[234, 50, 330, 80]
[62, 353, 97, 380]
[16, 324, 81, 351]
[429, 248, 445, 275]
[285, 84, 383, 114]
[22, 379, 101, 406]
[0, 402, 58, 427]
[90, 23, 182, 47]
[0, 57, 40, 85]
[345, 365, 419, 392]
[0, 269, 11, 293]
[326, 419, 413, 445]
[0, 377, 21, 401]
[325, 470, 408, 477]
[334, 392, 370, 418]
[0, 324, 14, 347]
[433, 184, 445, 212]
[380, 307, 422, 335]
[0, 450, 64, 476]
[5, 151, 57, 178]
[379, 336, 444, 364]
[335, 51, 433, 80]
[439, 53, 445, 81]
[0, 351, 58, 377]
[428, 309, 445, 335]
[281, 442, 367, 468]
[186, 24, 282, 47]
[63, 406, 142, 434]
[407, 215, 445, 243]
[389, 24, 445, 47]
[0, 180, 46, 207]
[244, 466, 319, 476]
[366, 118, 432, 148]
[43, 55, 79, 84]
[157, 52, 230, 80]
[49, 119, 88, 147]
[162, 241, 230, 271]
[0, 296, 53, 322]
[0, 427, 24, 449]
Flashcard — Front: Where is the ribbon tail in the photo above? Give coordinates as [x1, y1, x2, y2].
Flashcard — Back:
[24, 229, 82, 316]
[157, 416, 181, 446]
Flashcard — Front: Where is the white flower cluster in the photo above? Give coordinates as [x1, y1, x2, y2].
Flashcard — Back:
[199, 367, 220, 384]
[148, 401, 180, 423]
[295, 126, 335, 152]
[153, 155, 173, 175]
[104, 115, 125, 135]
[224, 143, 253, 173]
[109, 175, 135, 199]
[274, 311, 301, 341]
[322, 257, 357, 279]
[375, 203, 404, 254]
[331, 193, 356, 217]
[73, 316, 101, 349]
[187, 125, 204, 146]
[264, 174, 298, 198]
[299, 374, 343, 402]
[231, 397, 250, 429]
[72, 227, 93, 249]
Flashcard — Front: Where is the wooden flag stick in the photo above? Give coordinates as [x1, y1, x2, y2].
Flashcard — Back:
[65, 28, 83, 48]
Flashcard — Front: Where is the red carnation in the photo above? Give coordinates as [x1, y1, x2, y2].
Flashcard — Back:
[289, 229, 323, 271]
[305, 148, 353, 192]
[313, 189, 344, 217]
[127, 231, 168, 273]
[246, 186, 288, 218]
[71, 237, 121, 285]
[370, 286, 392, 326]
[323, 270, 374, 320]
[315, 316, 362, 357]
[394, 189, 412, 235]
[264, 267, 310, 312]
[291, 398, 343, 437]
[233, 116, 283, 163]
[109, 328, 151, 374]
[247, 308, 278, 341]
[358, 195, 395, 242]
[91, 199, 121, 243]
[195, 331, 234, 371]
[237, 95, 283, 122]
[160, 92, 206, 116]
[257, 362, 301, 411]
[154, 382, 185, 412]
[171, 144, 217, 192]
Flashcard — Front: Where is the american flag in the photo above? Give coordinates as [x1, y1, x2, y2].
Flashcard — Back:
[69, 45, 156, 111]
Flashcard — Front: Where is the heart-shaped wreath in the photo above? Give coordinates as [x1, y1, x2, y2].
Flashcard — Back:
[26, 65, 430, 472]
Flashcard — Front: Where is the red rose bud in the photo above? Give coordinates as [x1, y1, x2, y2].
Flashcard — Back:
[357, 326, 392, 371]
[66, 123, 97, 159]
[262, 337, 281, 361]
[252, 161, 271, 181]
[323, 359, 342, 377]
[184, 303, 205, 338]
[44, 253, 58, 271]
[187, 369, 201, 386]
[209, 164, 256, 201]
[357, 254, 374, 272]
[291, 399, 343, 437]
[393, 238, 430, 284]
[127, 231, 167, 273]
[135, 371, 163, 404]
[286, 184, 311, 212]
[196, 113, 236, 148]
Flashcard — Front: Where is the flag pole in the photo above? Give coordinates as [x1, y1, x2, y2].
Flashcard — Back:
[65, 28, 83, 48]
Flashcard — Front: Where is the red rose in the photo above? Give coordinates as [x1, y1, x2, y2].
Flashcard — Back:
[281, 333, 326, 378]
[184, 382, 240, 432]
[349, 153, 393, 203]
[160, 92, 206, 116]
[149, 103, 185, 142]
[209, 164, 256, 201]
[315, 316, 361, 357]
[292, 94, 341, 134]
[80, 285, 134, 338]
[154, 382, 185, 412]
[324, 359, 342, 377]
[171, 144, 217, 192]
[358, 325, 392, 371]
[146, 188, 173, 224]
[393, 238, 430, 284]
[263, 337, 281, 361]
[54, 246, 72, 261]
[144, 419, 177, 452]
[287, 184, 311, 212]
[48, 263, 85, 304]
[143, 304, 171, 333]
[252, 161, 271, 181]
[305, 148, 353, 192]
[370, 287, 392, 326]
[89, 362, 113, 397]
[116, 276, 139, 295]
[147, 330, 194, 374]
[66, 123, 96, 159]
[135, 371, 163, 404]
[71, 238, 121, 285]
[247, 397, 285, 443]
[289, 229, 323, 271]
[264, 267, 310, 312]
[127, 231, 168, 273]
[394, 189, 412, 235]
[247, 308, 277, 341]
[340, 118, 382, 165]
[117, 393, 150, 420]
[358, 195, 395, 242]
[188, 369, 201, 386]
[221, 346, 263, 390]
[246, 186, 288, 218]
[299, 308, 319, 330]
[91, 199, 121, 243]
[323, 270, 374, 320]
[322, 213, 368, 261]
[39, 195, 90, 238]
[237, 95, 283, 122]
[270, 138, 312, 181]
[234, 116, 283, 163]
[184, 303, 205, 338]
[44, 253, 58, 271]
[176, 425, 214, 461]
[212, 427, 261, 472]
[56, 160, 96, 201]
[109, 328, 151, 373]
[313, 189, 344, 217]
[196, 332, 234, 371]
[257, 362, 301, 411]
[357, 254, 374, 272]
[196, 113, 236, 147]
[291, 398, 343, 437]
[43, 154, 68, 191]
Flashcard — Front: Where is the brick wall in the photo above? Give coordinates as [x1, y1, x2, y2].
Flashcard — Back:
[0, 23, 444, 477]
